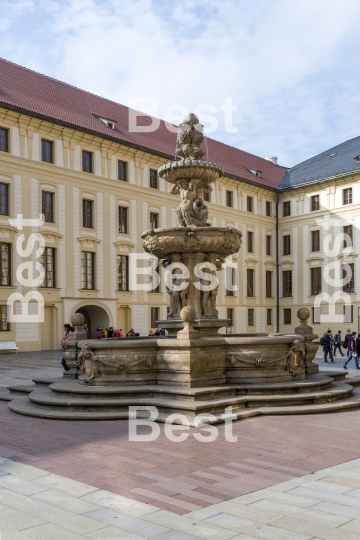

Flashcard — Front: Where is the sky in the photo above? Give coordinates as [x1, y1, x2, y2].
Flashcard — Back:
[1, 0, 360, 167]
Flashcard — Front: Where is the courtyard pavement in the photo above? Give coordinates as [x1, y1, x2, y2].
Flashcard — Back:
[0, 348, 360, 538]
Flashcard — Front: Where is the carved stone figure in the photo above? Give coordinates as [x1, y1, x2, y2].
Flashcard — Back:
[174, 178, 208, 227]
[201, 252, 221, 317]
[78, 343, 97, 383]
[162, 253, 189, 319]
[175, 114, 205, 160]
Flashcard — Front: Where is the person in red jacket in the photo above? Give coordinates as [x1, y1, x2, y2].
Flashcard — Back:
[343, 331, 360, 369]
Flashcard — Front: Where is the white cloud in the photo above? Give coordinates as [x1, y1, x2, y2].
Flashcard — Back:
[1, 0, 360, 165]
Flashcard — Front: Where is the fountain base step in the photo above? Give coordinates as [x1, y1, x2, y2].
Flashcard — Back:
[6, 373, 360, 424]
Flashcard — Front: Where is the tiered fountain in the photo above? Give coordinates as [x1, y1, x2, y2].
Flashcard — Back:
[4, 115, 360, 421]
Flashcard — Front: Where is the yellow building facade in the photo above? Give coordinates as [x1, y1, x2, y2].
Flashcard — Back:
[0, 60, 359, 351]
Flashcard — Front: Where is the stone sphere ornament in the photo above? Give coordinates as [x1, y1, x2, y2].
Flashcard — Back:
[71, 312, 85, 327]
[297, 308, 310, 322]
[180, 306, 196, 323]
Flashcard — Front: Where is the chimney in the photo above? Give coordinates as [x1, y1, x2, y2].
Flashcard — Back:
[265, 156, 278, 165]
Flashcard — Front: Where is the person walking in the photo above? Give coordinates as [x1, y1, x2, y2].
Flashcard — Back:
[61, 324, 73, 372]
[333, 331, 344, 357]
[322, 329, 334, 364]
[343, 329, 351, 351]
[343, 331, 360, 369]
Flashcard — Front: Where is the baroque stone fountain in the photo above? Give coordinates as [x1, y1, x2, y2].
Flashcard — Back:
[4, 115, 360, 421]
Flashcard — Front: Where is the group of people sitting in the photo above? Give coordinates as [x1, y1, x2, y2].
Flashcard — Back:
[95, 327, 140, 338]
[321, 329, 360, 369]
[148, 329, 166, 336]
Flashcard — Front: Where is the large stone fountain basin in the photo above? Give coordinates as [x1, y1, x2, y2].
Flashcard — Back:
[76, 333, 306, 387]
[141, 226, 242, 259]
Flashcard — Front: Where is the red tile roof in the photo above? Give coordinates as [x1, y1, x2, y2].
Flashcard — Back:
[0, 58, 286, 190]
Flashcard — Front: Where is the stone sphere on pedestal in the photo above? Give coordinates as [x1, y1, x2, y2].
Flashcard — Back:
[297, 308, 310, 322]
[71, 312, 85, 327]
[180, 306, 196, 323]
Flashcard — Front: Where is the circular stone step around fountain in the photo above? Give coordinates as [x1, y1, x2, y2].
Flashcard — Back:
[6, 374, 360, 423]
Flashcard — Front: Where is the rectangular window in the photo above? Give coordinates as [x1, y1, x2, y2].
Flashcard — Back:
[42, 191, 54, 223]
[283, 235, 291, 256]
[41, 139, 53, 163]
[151, 307, 159, 328]
[0, 305, 10, 331]
[266, 235, 271, 256]
[311, 194, 320, 211]
[266, 201, 271, 216]
[82, 199, 93, 228]
[311, 230, 320, 252]
[343, 188, 352, 205]
[40, 247, 55, 288]
[248, 308, 254, 326]
[283, 201, 291, 217]
[150, 212, 159, 229]
[118, 206, 128, 234]
[344, 304, 354, 323]
[283, 270, 292, 297]
[0, 243, 11, 286]
[266, 271, 272, 298]
[343, 263, 354, 293]
[226, 190, 233, 207]
[343, 225, 353, 248]
[0, 128, 9, 152]
[117, 255, 129, 291]
[226, 267, 235, 296]
[267, 308, 272, 326]
[150, 169, 158, 189]
[247, 231, 253, 253]
[82, 151, 93, 173]
[284, 308, 291, 325]
[204, 192, 210, 202]
[0, 183, 9, 216]
[247, 268, 254, 297]
[312, 307, 320, 324]
[311, 267, 321, 295]
[81, 251, 95, 289]
[227, 308, 234, 327]
[118, 161, 127, 181]
[247, 196, 253, 212]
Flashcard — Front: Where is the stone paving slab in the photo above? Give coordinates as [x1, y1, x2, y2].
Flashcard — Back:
[2, 454, 360, 537]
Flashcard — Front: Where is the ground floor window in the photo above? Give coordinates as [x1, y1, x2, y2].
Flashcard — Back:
[151, 307, 159, 328]
[0, 305, 9, 331]
[248, 308, 254, 326]
[227, 308, 234, 327]
[284, 308, 291, 325]
[267, 308, 272, 325]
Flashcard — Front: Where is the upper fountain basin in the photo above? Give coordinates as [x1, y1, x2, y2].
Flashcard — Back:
[158, 160, 223, 184]
[141, 226, 242, 258]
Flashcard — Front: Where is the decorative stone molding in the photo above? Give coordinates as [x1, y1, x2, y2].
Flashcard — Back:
[77, 237, 101, 249]
[114, 240, 135, 253]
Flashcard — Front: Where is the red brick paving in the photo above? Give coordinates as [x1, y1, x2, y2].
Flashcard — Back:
[1, 400, 360, 514]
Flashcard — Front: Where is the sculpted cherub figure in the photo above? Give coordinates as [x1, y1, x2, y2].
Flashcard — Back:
[176, 114, 205, 160]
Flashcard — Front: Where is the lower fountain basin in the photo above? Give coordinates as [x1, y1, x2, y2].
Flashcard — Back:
[76, 333, 308, 387]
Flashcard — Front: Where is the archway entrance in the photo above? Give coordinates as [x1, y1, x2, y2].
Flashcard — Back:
[75, 305, 110, 338]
